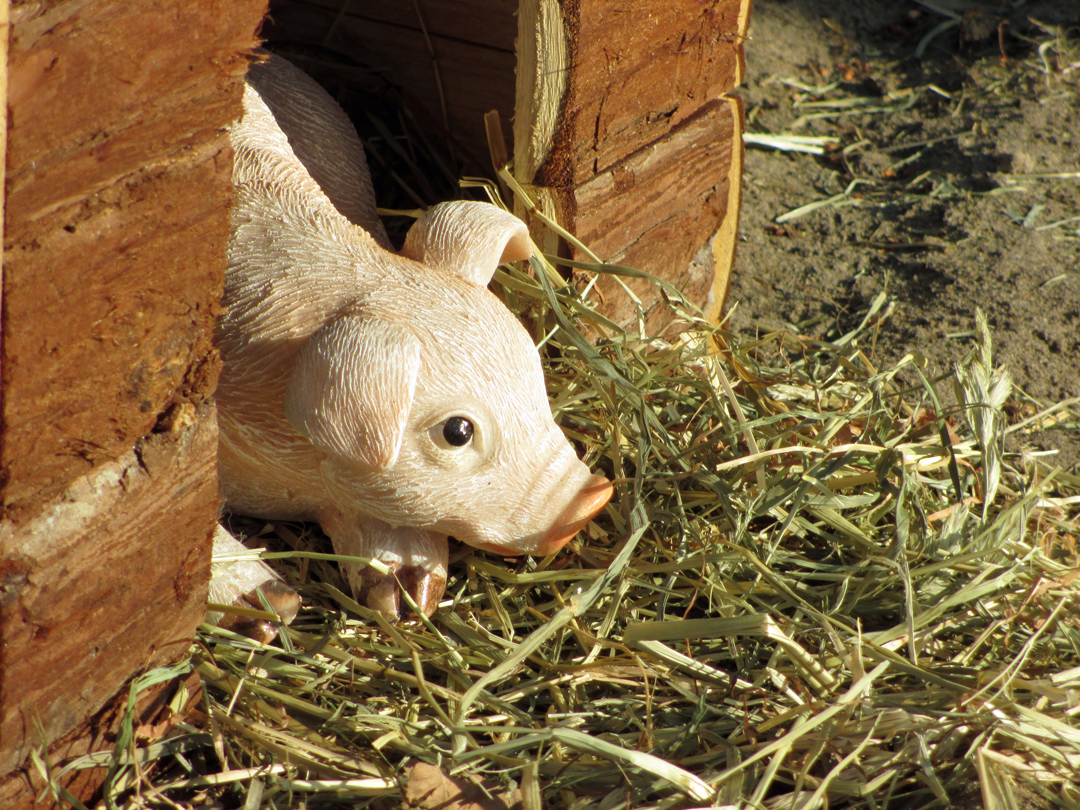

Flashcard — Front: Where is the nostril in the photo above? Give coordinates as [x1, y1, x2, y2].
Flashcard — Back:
[571, 475, 614, 520]
[581, 475, 614, 510]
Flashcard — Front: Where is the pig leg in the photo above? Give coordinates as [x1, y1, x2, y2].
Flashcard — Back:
[320, 513, 448, 619]
[207, 525, 302, 644]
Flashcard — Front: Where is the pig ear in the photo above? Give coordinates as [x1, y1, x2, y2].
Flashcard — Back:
[401, 201, 533, 286]
[284, 317, 420, 470]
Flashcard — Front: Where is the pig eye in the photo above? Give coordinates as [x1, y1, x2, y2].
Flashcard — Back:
[442, 417, 474, 447]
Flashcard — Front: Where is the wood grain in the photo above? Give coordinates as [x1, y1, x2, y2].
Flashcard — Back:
[553, 98, 743, 329]
[0, 407, 217, 779]
[0, 668, 204, 809]
[292, 0, 517, 51]
[533, 0, 748, 187]
[265, 0, 516, 176]
[514, 0, 750, 323]
[2, 0, 263, 519]
[0, 0, 267, 800]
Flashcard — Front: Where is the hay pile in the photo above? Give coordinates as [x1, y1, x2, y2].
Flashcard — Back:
[43, 175, 1080, 809]
[35, 26, 1080, 806]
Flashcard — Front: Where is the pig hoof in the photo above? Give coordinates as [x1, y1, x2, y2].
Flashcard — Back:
[250, 580, 303, 624]
[356, 566, 446, 619]
[218, 581, 302, 643]
[218, 616, 278, 645]
[398, 565, 446, 617]
[210, 525, 301, 641]
[359, 575, 401, 618]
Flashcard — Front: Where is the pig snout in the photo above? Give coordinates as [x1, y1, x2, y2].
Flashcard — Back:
[539, 474, 613, 553]
[473, 474, 612, 556]
[466, 433, 613, 557]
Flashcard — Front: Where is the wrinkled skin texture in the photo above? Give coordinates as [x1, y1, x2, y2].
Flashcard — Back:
[215, 55, 612, 618]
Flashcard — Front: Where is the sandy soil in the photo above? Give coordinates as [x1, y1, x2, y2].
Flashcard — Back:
[727, 0, 1080, 469]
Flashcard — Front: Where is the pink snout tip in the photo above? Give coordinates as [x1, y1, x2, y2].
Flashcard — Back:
[538, 474, 614, 554]
[478, 474, 613, 557]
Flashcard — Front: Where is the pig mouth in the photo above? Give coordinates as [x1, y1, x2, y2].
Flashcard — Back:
[471, 474, 612, 557]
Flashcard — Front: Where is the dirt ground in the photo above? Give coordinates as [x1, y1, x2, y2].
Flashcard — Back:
[727, 0, 1080, 470]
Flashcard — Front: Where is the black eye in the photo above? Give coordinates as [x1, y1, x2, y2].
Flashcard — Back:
[442, 417, 474, 447]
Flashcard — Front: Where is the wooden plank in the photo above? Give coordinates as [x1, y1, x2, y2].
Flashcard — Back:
[1, 160, 227, 516]
[0, 669, 203, 809]
[291, 0, 516, 51]
[516, 0, 749, 324]
[7, 2, 261, 223]
[0, 0, 8, 446]
[520, 0, 748, 188]
[0, 0, 268, 800]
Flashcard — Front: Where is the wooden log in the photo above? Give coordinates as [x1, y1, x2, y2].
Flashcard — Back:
[515, 0, 749, 326]
[517, 1, 747, 186]
[0, 409, 217, 794]
[1, 0, 264, 518]
[537, 98, 743, 330]
[264, 0, 748, 325]
[0, 669, 204, 809]
[286, 0, 516, 52]
[0, 0, 268, 803]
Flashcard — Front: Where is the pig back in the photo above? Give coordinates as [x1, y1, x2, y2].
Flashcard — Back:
[243, 53, 391, 247]
[223, 52, 397, 380]
[221, 55, 455, 519]
[220, 56, 390, 517]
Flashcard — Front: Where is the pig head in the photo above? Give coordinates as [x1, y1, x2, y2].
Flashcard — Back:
[217, 54, 612, 618]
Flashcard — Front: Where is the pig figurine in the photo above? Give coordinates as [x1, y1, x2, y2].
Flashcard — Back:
[213, 54, 612, 619]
